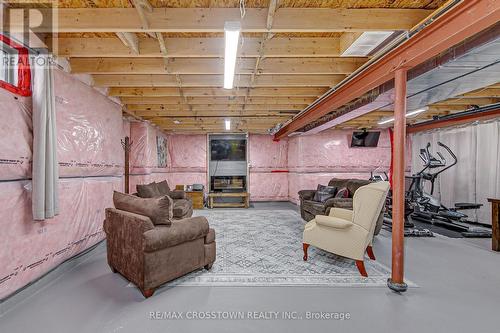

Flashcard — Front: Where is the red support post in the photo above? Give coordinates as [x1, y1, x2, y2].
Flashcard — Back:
[388, 68, 408, 293]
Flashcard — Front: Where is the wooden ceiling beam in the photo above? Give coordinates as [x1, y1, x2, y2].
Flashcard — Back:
[92, 74, 344, 87]
[51, 37, 342, 58]
[121, 96, 315, 105]
[108, 87, 327, 97]
[127, 104, 306, 112]
[71, 57, 364, 75]
[30, 8, 432, 33]
[138, 110, 292, 117]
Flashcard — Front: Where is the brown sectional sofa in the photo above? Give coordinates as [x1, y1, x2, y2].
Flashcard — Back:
[299, 178, 384, 235]
[104, 191, 215, 298]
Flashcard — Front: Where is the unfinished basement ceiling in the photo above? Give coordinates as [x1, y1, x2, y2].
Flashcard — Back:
[7, 0, 450, 133]
[306, 25, 500, 132]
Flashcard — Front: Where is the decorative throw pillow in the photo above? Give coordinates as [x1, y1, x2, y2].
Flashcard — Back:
[113, 191, 173, 226]
[335, 187, 350, 198]
[313, 185, 337, 202]
[136, 182, 162, 198]
[156, 180, 171, 195]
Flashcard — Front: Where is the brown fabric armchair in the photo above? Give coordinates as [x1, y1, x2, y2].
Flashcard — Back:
[104, 192, 215, 298]
[299, 178, 384, 236]
[136, 180, 193, 219]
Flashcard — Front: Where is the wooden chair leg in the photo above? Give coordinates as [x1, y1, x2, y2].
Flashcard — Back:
[141, 288, 155, 298]
[303, 243, 310, 261]
[355, 260, 368, 277]
[366, 246, 376, 260]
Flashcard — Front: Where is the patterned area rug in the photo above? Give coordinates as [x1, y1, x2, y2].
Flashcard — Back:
[166, 209, 394, 287]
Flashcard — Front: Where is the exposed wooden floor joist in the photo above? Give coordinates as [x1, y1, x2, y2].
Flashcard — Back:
[5, 0, 457, 134]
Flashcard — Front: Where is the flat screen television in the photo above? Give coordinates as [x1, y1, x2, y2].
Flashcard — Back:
[210, 139, 246, 161]
[350, 131, 381, 147]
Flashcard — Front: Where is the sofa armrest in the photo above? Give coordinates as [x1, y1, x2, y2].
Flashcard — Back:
[298, 190, 316, 201]
[104, 208, 155, 239]
[168, 190, 187, 200]
[315, 215, 353, 229]
[143, 216, 209, 252]
[329, 207, 353, 221]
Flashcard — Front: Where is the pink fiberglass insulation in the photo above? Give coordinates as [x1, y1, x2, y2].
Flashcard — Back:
[248, 134, 289, 201]
[287, 128, 391, 173]
[248, 134, 288, 171]
[0, 89, 32, 181]
[0, 177, 122, 299]
[167, 134, 207, 172]
[130, 121, 158, 174]
[249, 172, 289, 201]
[55, 70, 124, 178]
[0, 68, 127, 299]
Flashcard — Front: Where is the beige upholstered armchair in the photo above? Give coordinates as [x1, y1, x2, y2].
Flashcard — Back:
[302, 181, 390, 277]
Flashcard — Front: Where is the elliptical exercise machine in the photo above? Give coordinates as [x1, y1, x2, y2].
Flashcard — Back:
[405, 142, 491, 238]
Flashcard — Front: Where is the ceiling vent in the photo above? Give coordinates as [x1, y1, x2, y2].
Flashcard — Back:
[342, 31, 394, 56]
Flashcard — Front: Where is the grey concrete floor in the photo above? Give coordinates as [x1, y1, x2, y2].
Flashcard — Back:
[1, 202, 499, 333]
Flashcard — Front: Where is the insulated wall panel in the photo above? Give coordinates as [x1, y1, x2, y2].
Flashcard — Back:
[249, 172, 289, 201]
[55, 70, 123, 178]
[167, 134, 207, 172]
[248, 134, 289, 201]
[0, 89, 32, 181]
[0, 177, 121, 299]
[130, 122, 158, 175]
[288, 129, 391, 173]
[248, 134, 288, 172]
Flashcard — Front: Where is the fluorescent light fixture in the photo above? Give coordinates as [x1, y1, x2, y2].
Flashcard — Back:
[224, 21, 241, 89]
[342, 31, 394, 56]
[173, 120, 181, 124]
[225, 119, 231, 131]
[378, 107, 428, 125]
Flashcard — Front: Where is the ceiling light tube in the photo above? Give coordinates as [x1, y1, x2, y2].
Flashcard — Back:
[225, 119, 231, 131]
[378, 107, 428, 125]
[224, 21, 241, 89]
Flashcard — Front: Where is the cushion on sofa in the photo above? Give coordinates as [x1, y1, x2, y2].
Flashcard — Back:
[156, 180, 171, 195]
[113, 191, 173, 226]
[143, 216, 210, 252]
[173, 199, 191, 217]
[335, 187, 350, 198]
[137, 182, 162, 198]
[313, 185, 337, 202]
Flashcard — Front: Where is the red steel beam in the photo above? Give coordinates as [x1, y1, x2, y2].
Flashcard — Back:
[274, 0, 500, 139]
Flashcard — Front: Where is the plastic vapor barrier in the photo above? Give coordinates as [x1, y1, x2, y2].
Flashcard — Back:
[0, 69, 125, 299]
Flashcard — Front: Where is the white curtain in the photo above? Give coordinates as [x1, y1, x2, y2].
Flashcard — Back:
[411, 119, 500, 225]
[32, 53, 59, 220]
